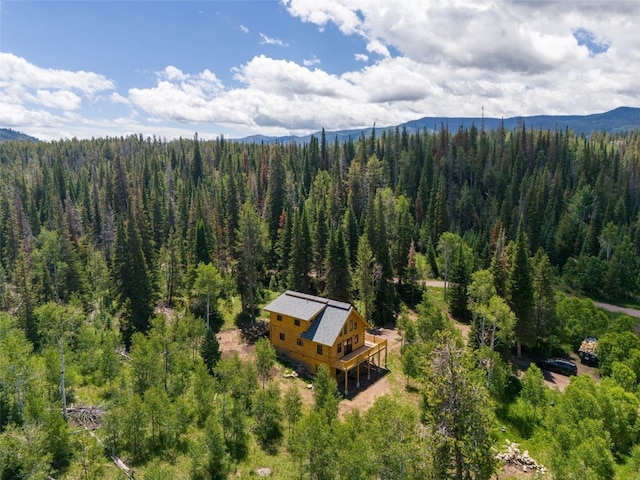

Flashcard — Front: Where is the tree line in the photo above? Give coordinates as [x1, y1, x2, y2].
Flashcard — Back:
[1, 125, 640, 477]
[1, 126, 639, 340]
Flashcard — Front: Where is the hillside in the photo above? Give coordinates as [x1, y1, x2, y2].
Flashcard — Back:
[0, 127, 39, 142]
[235, 106, 640, 143]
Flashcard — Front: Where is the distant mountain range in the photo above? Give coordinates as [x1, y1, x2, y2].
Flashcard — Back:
[3, 106, 640, 145]
[235, 106, 640, 144]
[0, 128, 39, 143]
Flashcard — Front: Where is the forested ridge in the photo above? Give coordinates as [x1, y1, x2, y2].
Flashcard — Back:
[1, 124, 640, 479]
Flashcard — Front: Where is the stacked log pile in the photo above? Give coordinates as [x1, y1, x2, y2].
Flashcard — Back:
[496, 441, 547, 475]
[66, 405, 106, 430]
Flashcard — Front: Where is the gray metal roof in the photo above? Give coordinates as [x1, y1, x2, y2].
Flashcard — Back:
[263, 290, 353, 346]
[263, 290, 326, 321]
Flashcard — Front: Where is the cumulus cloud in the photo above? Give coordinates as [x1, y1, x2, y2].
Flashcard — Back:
[281, 0, 640, 118]
[0, 52, 117, 134]
[7, 0, 640, 140]
[34, 89, 82, 110]
[0, 52, 114, 96]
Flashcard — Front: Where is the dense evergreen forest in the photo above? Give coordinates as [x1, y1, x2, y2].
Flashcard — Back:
[2, 125, 640, 479]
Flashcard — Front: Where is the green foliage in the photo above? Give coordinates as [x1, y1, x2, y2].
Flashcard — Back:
[283, 384, 303, 435]
[2, 118, 640, 479]
[235, 201, 269, 320]
[313, 364, 340, 421]
[354, 234, 376, 324]
[288, 410, 336, 480]
[192, 262, 224, 330]
[190, 413, 229, 480]
[254, 337, 276, 388]
[363, 396, 431, 478]
[423, 332, 497, 479]
[556, 295, 609, 350]
[252, 382, 283, 452]
[200, 328, 221, 374]
[509, 225, 535, 353]
[324, 227, 351, 302]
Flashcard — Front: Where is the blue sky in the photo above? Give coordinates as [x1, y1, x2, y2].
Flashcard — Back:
[1, 1, 639, 141]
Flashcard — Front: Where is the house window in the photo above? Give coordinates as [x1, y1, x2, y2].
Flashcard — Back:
[350, 320, 353, 331]
[343, 324, 347, 335]
[297, 338, 303, 346]
[294, 319, 300, 326]
[279, 333, 285, 341]
[354, 321, 357, 330]
[317, 345, 323, 355]
[337, 343, 342, 353]
[277, 314, 282, 321]
[355, 334, 359, 344]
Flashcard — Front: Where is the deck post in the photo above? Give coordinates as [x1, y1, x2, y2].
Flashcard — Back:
[367, 357, 371, 380]
[344, 367, 348, 396]
[356, 359, 360, 388]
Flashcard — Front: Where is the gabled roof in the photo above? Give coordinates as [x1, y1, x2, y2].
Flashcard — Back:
[263, 290, 366, 346]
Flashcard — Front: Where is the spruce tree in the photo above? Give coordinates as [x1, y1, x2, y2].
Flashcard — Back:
[201, 328, 221, 374]
[448, 242, 471, 321]
[324, 228, 351, 302]
[113, 216, 155, 347]
[509, 224, 535, 357]
[235, 201, 269, 321]
[265, 143, 286, 254]
[287, 207, 313, 293]
[194, 218, 210, 265]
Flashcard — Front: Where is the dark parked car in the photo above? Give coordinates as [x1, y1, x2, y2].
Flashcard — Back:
[537, 358, 578, 376]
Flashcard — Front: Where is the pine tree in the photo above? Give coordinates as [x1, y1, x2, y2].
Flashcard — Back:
[191, 133, 203, 185]
[201, 328, 221, 374]
[265, 143, 286, 255]
[354, 234, 376, 324]
[113, 216, 155, 347]
[342, 207, 359, 268]
[509, 224, 535, 357]
[324, 228, 351, 302]
[424, 334, 497, 479]
[448, 242, 471, 321]
[531, 248, 557, 347]
[194, 218, 210, 265]
[235, 201, 269, 321]
[288, 207, 313, 293]
[366, 194, 396, 325]
[275, 209, 292, 288]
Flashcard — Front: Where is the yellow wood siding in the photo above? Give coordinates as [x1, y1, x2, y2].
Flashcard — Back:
[268, 309, 367, 376]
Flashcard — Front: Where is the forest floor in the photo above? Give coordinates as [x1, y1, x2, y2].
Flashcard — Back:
[216, 325, 406, 417]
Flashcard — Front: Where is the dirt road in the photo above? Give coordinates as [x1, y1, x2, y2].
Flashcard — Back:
[593, 301, 640, 318]
[427, 279, 640, 319]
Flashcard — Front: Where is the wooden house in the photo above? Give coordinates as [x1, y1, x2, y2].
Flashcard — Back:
[263, 290, 387, 395]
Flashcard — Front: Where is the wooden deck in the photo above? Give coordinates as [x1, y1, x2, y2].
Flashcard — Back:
[332, 333, 387, 396]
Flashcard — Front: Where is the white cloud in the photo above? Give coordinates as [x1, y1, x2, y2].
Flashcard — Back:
[303, 55, 321, 66]
[366, 39, 390, 58]
[0, 53, 116, 135]
[259, 33, 289, 47]
[0, 52, 114, 97]
[6, 0, 640, 140]
[35, 89, 82, 110]
[280, 0, 640, 118]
